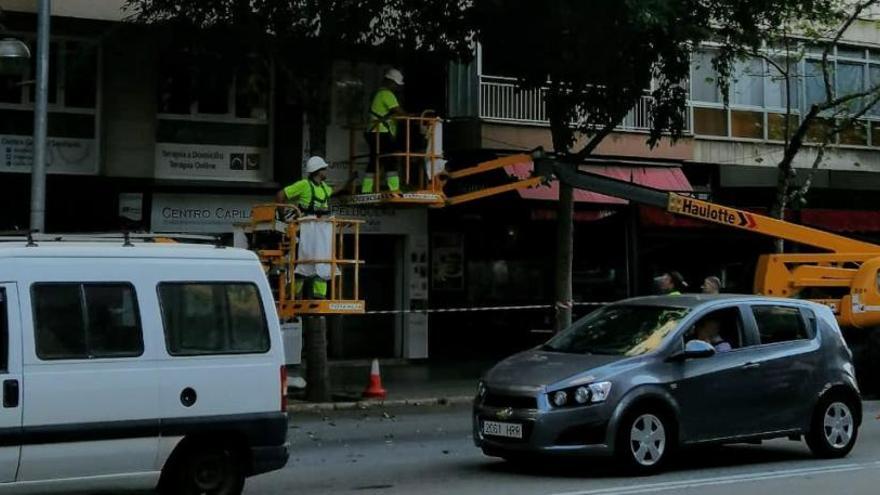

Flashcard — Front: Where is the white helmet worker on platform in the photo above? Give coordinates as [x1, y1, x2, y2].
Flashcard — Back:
[384, 68, 405, 86]
[276, 155, 355, 216]
[305, 155, 329, 176]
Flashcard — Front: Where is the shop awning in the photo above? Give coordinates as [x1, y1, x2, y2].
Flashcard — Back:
[801, 209, 880, 233]
[642, 206, 880, 233]
[504, 160, 692, 204]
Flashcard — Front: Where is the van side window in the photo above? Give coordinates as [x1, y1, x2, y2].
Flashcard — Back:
[0, 289, 8, 372]
[32, 283, 144, 360]
[157, 282, 270, 356]
[752, 305, 810, 344]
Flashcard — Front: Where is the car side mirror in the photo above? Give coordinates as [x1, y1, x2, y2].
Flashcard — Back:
[669, 340, 716, 361]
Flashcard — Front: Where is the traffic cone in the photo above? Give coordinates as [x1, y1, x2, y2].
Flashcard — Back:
[362, 358, 387, 400]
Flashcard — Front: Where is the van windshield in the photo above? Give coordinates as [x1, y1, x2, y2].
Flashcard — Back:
[543, 305, 689, 356]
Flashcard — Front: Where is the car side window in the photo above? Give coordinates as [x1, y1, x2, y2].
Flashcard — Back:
[0, 289, 8, 372]
[751, 305, 810, 344]
[32, 283, 144, 360]
[682, 307, 744, 353]
[157, 282, 270, 356]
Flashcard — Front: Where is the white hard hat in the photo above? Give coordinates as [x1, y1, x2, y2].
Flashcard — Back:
[305, 156, 329, 175]
[384, 68, 404, 85]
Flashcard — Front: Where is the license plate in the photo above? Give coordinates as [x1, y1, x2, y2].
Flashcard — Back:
[482, 420, 523, 439]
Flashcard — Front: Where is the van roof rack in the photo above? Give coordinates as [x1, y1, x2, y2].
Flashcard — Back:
[0, 232, 220, 247]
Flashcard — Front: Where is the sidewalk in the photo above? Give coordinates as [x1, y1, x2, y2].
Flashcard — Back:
[287, 359, 493, 412]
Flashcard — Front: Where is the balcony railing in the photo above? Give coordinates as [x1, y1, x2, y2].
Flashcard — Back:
[478, 75, 690, 133]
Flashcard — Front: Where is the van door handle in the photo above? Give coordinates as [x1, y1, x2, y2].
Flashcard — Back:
[742, 361, 761, 369]
[3, 380, 19, 408]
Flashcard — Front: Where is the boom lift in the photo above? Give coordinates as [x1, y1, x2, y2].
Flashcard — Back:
[244, 114, 880, 331]
[535, 154, 880, 329]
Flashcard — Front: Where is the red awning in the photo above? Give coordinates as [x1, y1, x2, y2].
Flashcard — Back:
[504, 160, 692, 204]
[801, 209, 880, 233]
[642, 206, 880, 233]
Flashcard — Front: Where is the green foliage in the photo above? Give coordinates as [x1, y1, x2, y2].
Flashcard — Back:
[475, 0, 844, 157]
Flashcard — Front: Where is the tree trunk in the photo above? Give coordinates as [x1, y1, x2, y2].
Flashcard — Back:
[555, 182, 574, 332]
[304, 316, 330, 402]
[301, 59, 332, 401]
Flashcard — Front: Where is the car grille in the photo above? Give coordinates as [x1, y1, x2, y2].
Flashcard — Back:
[482, 391, 538, 410]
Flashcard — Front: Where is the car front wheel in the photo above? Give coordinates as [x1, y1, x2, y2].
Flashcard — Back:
[616, 410, 672, 474]
[806, 397, 859, 458]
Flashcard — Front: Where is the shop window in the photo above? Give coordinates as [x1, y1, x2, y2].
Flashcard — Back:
[731, 110, 764, 139]
[693, 107, 727, 136]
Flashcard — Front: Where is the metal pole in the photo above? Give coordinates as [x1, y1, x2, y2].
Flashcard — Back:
[30, 0, 50, 232]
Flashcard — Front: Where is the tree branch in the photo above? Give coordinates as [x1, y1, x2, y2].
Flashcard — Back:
[569, 121, 618, 162]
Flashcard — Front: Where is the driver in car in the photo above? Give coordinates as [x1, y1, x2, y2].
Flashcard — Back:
[694, 318, 732, 353]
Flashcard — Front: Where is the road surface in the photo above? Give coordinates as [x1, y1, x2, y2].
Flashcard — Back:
[245, 401, 880, 495]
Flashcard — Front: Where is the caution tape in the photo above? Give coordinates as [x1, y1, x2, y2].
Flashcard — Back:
[364, 301, 608, 315]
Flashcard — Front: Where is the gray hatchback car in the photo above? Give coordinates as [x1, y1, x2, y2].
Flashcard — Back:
[474, 295, 862, 473]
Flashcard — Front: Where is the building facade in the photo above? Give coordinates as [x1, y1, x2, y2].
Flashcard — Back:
[5, 3, 880, 361]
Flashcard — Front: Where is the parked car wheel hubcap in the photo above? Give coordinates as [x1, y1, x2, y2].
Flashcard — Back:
[823, 402, 854, 448]
[192, 451, 228, 491]
[629, 414, 666, 466]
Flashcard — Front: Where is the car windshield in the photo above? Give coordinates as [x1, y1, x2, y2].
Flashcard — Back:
[542, 305, 689, 356]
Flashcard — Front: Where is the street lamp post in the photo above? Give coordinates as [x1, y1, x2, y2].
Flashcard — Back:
[30, 0, 50, 232]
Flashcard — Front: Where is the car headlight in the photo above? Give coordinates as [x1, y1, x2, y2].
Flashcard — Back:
[588, 381, 612, 403]
[549, 382, 612, 408]
[552, 390, 568, 407]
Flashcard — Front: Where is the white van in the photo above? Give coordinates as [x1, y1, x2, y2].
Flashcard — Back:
[0, 240, 289, 494]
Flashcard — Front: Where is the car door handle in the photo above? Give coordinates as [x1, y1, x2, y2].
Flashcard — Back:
[3, 379, 19, 408]
[742, 361, 761, 369]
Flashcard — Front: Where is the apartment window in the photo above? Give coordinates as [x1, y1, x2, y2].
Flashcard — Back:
[158, 51, 269, 121]
[691, 46, 880, 147]
[32, 283, 143, 360]
[158, 282, 270, 356]
[0, 38, 97, 109]
[692, 51, 722, 103]
[732, 58, 764, 107]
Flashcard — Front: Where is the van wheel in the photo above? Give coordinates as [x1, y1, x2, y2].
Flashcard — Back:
[615, 409, 672, 474]
[163, 444, 245, 495]
[806, 396, 859, 458]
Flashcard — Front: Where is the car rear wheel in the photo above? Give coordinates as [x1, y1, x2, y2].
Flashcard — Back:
[161, 443, 245, 495]
[806, 397, 859, 459]
[616, 410, 671, 474]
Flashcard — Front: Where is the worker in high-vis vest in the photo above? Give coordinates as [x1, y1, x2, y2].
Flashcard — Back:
[276, 156, 354, 299]
[363, 68, 408, 193]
